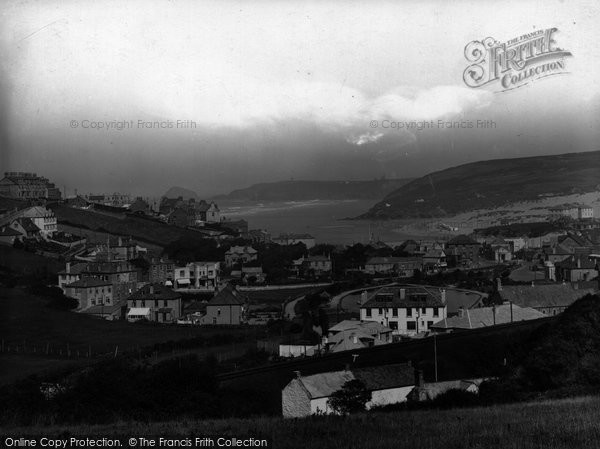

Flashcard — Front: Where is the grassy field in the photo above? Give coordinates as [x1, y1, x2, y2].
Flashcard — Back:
[4, 395, 600, 448]
[0, 287, 259, 382]
[51, 204, 209, 247]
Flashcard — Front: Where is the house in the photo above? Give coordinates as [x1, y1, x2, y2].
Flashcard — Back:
[555, 256, 598, 282]
[64, 278, 114, 310]
[173, 261, 220, 290]
[282, 362, 415, 417]
[0, 225, 21, 246]
[490, 238, 513, 262]
[57, 262, 87, 292]
[1, 206, 57, 238]
[240, 266, 266, 284]
[79, 299, 127, 320]
[325, 320, 393, 352]
[127, 283, 182, 323]
[490, 283, 597, 316]
[128, 197, 150, 214]
[504, 237, 526, 252]
[360, 285, 447, 335]
[248, 229, 271, 244]
[364, 257, 422, 276]
[446, 235, 481, 266]
[549, 203, 594, 220]
[422, 249, 447, 273]
[557, 234, 594, 253]
[430, 303, 546, 333]
[198, 284, 248, 325]
[408, 373, 487, 402]
[224, 245, 258, 267]
[302, 255, 332, 275]
[0, 172, 61, 200]
[10, 217, 41, 239]
[272, 233, 316, 249]
[76, 261, 139, 300]
[148, 257, 175, 284]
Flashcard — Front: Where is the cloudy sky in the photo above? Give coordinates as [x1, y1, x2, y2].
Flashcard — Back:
[1, 0, 599, 197]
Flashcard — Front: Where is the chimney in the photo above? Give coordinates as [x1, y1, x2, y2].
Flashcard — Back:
[440, 289, 446, 304]
[531, 281, 535, 287]
[66, 262, 71, 274]
[415, 369, 424, 388]
[352, 334, 358, 344]
[294, 370, 301, 379]
[400, 288, 406, 300]
[496, 277, 502, 292]
[149, 285, 154, 295]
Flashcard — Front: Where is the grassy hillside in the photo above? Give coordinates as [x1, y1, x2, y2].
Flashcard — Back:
[6, 396, 600, 449]
[215, 179, 414, 201]
[360, 151, 600, 219]
[50, 204, 208, 248]
[0, 287, 257, 372]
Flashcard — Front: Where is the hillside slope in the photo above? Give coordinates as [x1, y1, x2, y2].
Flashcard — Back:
[214, 179, 413, 201]
[360, 151, 600, 219]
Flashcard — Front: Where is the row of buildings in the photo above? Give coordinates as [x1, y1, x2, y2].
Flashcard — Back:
[0, 172, 62, 201]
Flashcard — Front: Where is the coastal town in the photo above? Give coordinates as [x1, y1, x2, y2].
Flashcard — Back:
[1, 169, 599, 419]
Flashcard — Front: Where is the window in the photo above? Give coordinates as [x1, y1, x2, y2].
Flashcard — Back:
[164, 300, 168, 307]
[392, 308, 398, 317]
[407, 321, 416, 330]
[421, 307, 426, 314]
[427, 321, 433, 328]
[365, 309, 372, 317]
[180, 270, 185, 277]
[217, 308, 221, 316]
[433, 308, 439, 317]
[378, 308, 383, 315]
[141, 300, 145, 307]
[132, 300, 136, 307]
[406, 308, 413, 317]
[389, 321, 398, 330]
[155, 300, 159, 307]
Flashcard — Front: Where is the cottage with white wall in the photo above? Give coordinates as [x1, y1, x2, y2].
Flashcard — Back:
[282, 362, 415, 418]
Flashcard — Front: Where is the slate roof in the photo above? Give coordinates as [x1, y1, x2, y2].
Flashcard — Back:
[329, 319, 392, 335]
[556, 255, 597, 270]
[226, 245, 258, 255]
[362, 286, 444, 309]
[295, 362, 414, 399]
[128, 283, 181, 300]
[15, 217, 40, 233]
[430, 304, 545, 330]
[0, 226, 21, 236]
[65, 278, 112, 288]
[209, 284, 247, 306]
[496, 284, 596, 309]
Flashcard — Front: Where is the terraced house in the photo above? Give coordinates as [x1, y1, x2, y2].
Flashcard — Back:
[360, 285, 447, 335]
[127, 283, 182, 323]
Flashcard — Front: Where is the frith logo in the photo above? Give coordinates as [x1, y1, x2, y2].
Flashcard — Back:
[463, 28, 572, 91]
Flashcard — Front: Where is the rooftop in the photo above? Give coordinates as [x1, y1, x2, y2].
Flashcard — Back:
[362, 285, 445, 309]
[209, 284, 248, 306]
[65, 278, 113, 288]
[129, 283, 181, 301]
[293, 362, 414, 399]
[496, 284, 596, 309]
[431, 303, 545, 330]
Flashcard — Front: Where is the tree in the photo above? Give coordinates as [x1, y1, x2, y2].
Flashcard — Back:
[327, 379, 371, 414]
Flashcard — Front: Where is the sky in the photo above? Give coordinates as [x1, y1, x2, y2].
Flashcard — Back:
[1, 0, 599, 197]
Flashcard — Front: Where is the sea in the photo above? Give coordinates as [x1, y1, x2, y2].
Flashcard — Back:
[218, 199, 422, 245]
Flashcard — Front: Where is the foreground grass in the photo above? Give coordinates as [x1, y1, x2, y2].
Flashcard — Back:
[3, 396, 600, 449]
